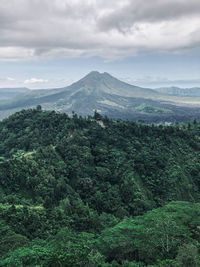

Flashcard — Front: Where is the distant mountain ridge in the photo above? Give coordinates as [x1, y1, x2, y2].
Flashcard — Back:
[155, 86, 200, 96]
[0, 87, 29, 101]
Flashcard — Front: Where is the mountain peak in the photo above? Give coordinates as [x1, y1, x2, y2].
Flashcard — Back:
[68, 70, 158, 97]
[85, 71, 102, 78]
[77, 71, 113, 86]
[84, 71, 113, 79]
[102, 71, 112, 76]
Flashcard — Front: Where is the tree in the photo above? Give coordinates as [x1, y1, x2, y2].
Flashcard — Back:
[94, 110, 102, 120]
[36, 105, 42, 111]
[176, 243, 199, 267]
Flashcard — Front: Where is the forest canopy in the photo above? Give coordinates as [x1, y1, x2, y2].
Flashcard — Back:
[0, 108, 200, 266]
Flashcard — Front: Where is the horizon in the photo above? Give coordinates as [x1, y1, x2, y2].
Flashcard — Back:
[0, 70, 200, 91]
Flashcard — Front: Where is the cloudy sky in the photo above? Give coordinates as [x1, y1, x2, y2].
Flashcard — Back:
[0, 0, 200, 89]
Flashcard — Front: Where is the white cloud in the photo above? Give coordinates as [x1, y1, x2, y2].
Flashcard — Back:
[7, 77, 15, 81]
[0, 0, 199, 61]
[24, 78, 48, 84]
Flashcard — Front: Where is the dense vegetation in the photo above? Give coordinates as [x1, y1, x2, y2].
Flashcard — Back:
[0, 106, 200, 266]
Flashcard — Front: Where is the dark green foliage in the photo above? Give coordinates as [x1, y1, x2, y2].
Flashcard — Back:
[176, 243, 199, 267]
[97, 201, 200, 264]
[0, 108, 200, 266]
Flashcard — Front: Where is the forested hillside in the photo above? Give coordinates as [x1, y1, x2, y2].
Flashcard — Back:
[0, 107, 200, 266]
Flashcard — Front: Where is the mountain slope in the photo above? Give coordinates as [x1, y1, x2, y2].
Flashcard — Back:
[0, 71, 159, 108]
[1, 108, 200, 265]
[1, 72, 200, 122]
[1, 108, 200, 210]
[67, 71, 158, 97]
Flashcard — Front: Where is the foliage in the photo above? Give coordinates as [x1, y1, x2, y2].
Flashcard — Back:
[0, 108, 200, 265]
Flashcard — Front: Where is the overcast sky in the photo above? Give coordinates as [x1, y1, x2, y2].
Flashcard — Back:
[0, 0, 200, 88]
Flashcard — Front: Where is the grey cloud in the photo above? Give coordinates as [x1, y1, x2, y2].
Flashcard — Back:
[0, 0, 199, 61]
[98, 0, 200, 32]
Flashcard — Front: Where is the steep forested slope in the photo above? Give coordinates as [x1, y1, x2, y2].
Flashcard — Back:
[0, 107, 200, 266]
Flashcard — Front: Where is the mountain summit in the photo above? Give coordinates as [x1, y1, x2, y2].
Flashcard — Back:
[69, 71, 157, 97]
